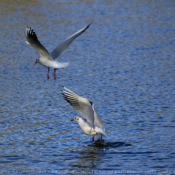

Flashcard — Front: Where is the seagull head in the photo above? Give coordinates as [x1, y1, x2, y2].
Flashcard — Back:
[71, 116, 80, 122]
[34, 59, 39, 65]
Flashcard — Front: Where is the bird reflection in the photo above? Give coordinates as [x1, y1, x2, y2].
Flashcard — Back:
[67, 145, 105, 174]
[66, 140, 131, 174]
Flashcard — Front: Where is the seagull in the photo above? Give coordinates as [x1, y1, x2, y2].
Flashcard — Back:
[62, 87, 106, 142]
[25, 21, 92, 80]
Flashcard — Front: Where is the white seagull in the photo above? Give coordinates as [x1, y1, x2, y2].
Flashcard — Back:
[25, 21, 92, 80]
[62, 87, 106, 142]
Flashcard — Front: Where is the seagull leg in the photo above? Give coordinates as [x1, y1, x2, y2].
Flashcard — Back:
[92, 132, 98, 141]
[54, 68, 57, 80]
[47, 68, 50, 80]
[100, 134, 104, 142]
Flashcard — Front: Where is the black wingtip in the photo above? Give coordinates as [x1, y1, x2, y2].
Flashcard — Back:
[86, 19, 94, 30]
[62, 95, 72, 105]
[89, 101, 93, 105]
[89, 19, 94, 26]
[61, 92, 69, 101]
[26, 27, 38, 40]
[61, 92, 65, 97]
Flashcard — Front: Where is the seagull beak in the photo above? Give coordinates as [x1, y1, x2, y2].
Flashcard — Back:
[71, 118, 75, 121]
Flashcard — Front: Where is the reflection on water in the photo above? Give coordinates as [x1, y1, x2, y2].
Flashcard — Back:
[70, 147, 104, 171]
[64, 141, 130, 173]
[0, 0, 175, 173]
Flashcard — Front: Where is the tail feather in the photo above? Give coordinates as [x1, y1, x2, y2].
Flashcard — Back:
[55, 61, 69, 68]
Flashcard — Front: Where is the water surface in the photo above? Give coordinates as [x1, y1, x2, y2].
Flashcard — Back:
[0, 0, 175, 174]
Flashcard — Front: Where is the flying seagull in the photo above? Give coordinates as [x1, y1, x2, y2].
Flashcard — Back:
[62, 87, 106, 142]
[25, 21, 92, 80]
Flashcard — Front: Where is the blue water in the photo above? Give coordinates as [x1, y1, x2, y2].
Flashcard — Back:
[0, 0, 175, 174]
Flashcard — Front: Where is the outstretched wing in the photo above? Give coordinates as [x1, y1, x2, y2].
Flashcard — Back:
[92, 104, 105, 132]
[51, 20, 93, 60]
[62, 87, 94, 128]
[25, 27, 53, 61]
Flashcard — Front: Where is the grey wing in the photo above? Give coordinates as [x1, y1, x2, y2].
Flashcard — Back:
[62, 87, 95, 128]
[25, 27, 53, 61]
[93, 105, 105, 132]
[51, 20, 93, 60]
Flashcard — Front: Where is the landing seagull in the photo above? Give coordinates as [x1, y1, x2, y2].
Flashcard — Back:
[62, 87, 106, 142]
[25, 21, 92, 80]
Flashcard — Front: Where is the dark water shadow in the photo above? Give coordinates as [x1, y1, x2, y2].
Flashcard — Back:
[84, 139, 131, 150]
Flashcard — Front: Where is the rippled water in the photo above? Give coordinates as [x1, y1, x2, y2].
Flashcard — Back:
[0, 0, 175, 174]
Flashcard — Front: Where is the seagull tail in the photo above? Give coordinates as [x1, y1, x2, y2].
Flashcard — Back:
[55, 61, 69, 68]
